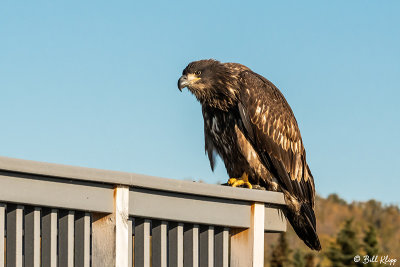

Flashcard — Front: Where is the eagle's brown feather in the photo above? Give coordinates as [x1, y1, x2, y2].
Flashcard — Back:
[179, 59, 321, 250]
[237, 70, 315, 208]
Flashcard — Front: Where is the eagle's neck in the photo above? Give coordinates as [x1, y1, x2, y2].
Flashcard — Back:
[202, 76, 240, 111]
[202, 96, 237, 111]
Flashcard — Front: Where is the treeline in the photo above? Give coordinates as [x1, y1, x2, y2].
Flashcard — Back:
[264, 194, 400, 267]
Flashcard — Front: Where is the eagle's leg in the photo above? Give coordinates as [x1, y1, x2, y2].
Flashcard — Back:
[227, 172, 253, 189]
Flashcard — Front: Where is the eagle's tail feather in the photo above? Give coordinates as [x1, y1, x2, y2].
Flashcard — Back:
[285, 202, 321, 251]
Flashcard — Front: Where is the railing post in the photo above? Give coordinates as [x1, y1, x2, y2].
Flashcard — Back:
[74, 212, 91, 267]
[6, 205, 23, 267]
[152, 220, 168, 267]
[200, 226, 214, 267]
[168, 222, 184, 267]
[92, 185, 129, 267]
[214, 227, 229, 267]
[134, 218, 151, 267]
[25, 207, 41, 267]
[42, 208, 58, 267]
[230, 202, 265, 267]
[183, 224, 199, 267]
[0, 204, 5, 267]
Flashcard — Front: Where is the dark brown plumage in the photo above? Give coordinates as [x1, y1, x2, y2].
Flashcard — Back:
[178, 59, 321, 250]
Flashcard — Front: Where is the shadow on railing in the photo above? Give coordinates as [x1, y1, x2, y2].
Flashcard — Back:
[0, 156, 286, 267]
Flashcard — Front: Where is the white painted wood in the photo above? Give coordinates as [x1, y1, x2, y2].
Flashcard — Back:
[0, 204, 4, 267]
[192, 225, 199, 267]
[207, 227, 214, 267]
[50, 210, 58, 267]
[222, 228, 229, 267]
[92, 186, 129, 267]
[115, 186, 129, 267]
[92, 213, 115, 266]
[230, 203, 265, 267]
[128, 219, 133, 267]
[67, 212, 75, 267]
[178, 224, 184, 267]
[33, 209, 41, 267]
[14, 206, 23, 267]
[160, 222, 168, 267]
[83, 213, 91, 267]
[252, 204, 265, 266]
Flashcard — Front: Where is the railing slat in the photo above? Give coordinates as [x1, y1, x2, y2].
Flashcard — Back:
[25, 207, 41, 267]
[199, 226, 214, 267]
[42, 208, 58, 267]
[6, 205, 23, 267]
[59, 210, 75, 267]
[74, 212, 90, 267]
[134, 218, 151, 267]
[168, 222, 184, 267]
[152, 220, 167, 267]
[0, 204, 5, 267]
[183, 224, 199, 267]
[214, 227, 229, 267]
[128, 218, 133, 267]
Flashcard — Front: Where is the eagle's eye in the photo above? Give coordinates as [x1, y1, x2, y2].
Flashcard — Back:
[195, 70, 202, 75]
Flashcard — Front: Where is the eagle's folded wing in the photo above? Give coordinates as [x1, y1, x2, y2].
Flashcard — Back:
[238, 70, 316, 208]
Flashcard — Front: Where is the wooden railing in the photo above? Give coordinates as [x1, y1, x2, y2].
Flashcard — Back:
[0, 156, 286, 267]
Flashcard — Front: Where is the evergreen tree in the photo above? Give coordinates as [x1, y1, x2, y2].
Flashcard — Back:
[326, 219, 363, 267]
[270, 232, 291, 267]
[326, 241, 343, 267]
[363, 224, 379, 256]
[292, 249, 305, 267]
[362, 225, 380, 267]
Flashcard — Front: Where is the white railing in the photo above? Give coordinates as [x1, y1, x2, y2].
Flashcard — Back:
[0, 156, 286, 267]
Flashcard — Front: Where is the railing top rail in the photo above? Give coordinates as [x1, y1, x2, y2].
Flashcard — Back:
[0, 156, 285, 205]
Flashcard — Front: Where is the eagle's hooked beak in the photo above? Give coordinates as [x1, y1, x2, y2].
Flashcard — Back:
[178, 75, 188, 91]
[178, 74, 200, 91]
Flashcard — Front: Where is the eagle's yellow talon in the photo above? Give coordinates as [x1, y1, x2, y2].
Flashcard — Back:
[228, 178, 237, 186]
[227, 173, 253, 189]
[232, 180, 244, 187]
[243, 182, 253, 189]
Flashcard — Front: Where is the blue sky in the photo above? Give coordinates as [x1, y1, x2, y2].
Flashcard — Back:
[1, 1, 399, 205]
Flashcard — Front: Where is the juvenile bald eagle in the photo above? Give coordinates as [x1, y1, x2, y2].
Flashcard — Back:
[178, 59, 321, 250]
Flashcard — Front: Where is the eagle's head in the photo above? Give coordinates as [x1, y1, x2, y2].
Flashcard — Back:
[178, 59, 239, 110]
